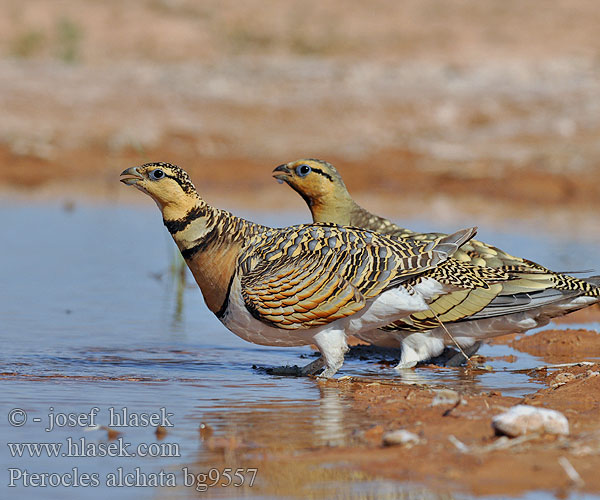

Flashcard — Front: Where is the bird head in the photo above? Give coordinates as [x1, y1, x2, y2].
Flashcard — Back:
[272, 159, 348, 207]
[120, 162, 200, 217]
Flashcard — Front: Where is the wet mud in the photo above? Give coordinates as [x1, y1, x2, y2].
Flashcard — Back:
[189, 323, 600, 498]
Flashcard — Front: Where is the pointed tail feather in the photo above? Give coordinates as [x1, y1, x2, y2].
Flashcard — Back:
[468, 286, 597, 321]
[426, 227, 477, 258]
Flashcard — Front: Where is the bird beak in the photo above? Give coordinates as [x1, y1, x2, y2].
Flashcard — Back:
[120, 167, 143, 185]
[272, 164, 291, 184]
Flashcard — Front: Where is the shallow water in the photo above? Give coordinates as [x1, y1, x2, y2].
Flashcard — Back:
[1, 201, 599, 499]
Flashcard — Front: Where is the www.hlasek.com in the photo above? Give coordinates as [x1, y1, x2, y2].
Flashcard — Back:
[6, 406, 257, 490]
[8, 438, 180, 459]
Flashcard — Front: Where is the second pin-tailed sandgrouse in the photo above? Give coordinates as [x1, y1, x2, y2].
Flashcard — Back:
[273, 159, 600, 367]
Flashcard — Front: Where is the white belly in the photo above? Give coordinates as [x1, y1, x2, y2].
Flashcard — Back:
[348, 278, 446, 342]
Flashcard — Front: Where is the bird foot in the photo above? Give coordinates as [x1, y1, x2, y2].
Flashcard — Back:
[266, 356, 326, 377]
[266, 365, 307, 377]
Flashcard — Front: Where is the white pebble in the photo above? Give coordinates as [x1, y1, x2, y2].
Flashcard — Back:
[382, 429, 420, 447]
[492, 405, 569, 437]
[431, 389, 460, 406]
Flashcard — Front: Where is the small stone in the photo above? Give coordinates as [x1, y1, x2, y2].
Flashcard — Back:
[84, 424, 121, 440]
[431, 389, 460, 406]
[105, 426, 121, 441]
[155, 425, 167, 439]
[199, 422, 213, 440]
[382, 429, 420, 447]
[492, 405, 569, 437]
[552, 372, 576, 388]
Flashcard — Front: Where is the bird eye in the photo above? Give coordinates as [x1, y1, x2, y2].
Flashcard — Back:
[150, 169, 165, 180]
[296, 164, 311, 177]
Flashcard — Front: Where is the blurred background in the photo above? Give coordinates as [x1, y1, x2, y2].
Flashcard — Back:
[1, 0, 599, 230]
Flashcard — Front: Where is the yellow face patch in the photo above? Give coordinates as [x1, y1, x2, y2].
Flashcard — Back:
[120, 162, 201, 220]
[282, 159, 339, 201]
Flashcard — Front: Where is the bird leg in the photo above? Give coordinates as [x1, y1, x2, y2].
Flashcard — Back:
[396, 332, 445, 368]
[313, 329, 349, 379]
[263, 329, 351, 378]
